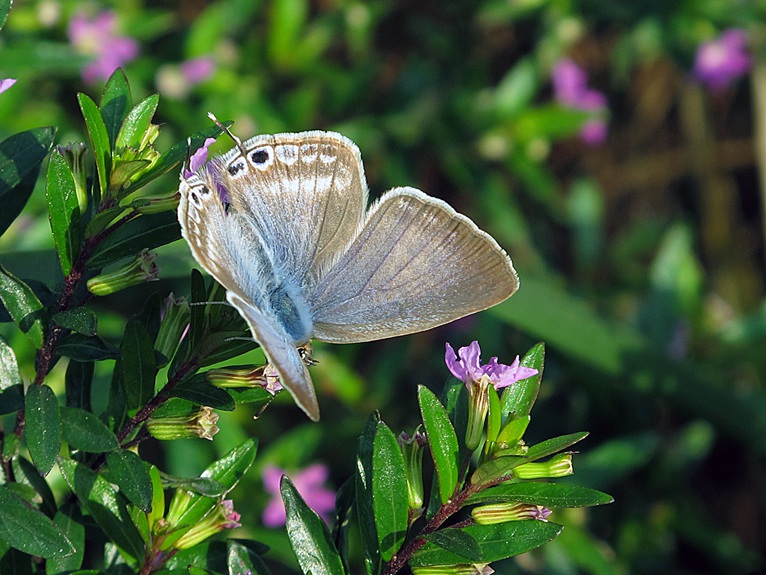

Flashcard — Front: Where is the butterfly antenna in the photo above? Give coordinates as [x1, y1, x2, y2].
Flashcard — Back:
[189, 301, 234, 308]
[182, 137, 193, 175]
[207, 112, 247, 157]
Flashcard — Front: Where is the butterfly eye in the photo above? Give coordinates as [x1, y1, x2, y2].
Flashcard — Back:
[248, 146, 274, 170]
[227, 158, 247, 179]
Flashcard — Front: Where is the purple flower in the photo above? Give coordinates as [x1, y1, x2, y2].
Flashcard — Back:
[0, 78, 16, 94]
[183, 137, 216, 178]
[180, 56, 215, 85]
[551, 59, 608, 145]
[68, 11, 139, 83]
[445, 341, 538, 390]
[262, 464, 336, 527]
[693, 29, 751, 90]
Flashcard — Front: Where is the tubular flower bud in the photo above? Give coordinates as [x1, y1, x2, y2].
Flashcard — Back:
[513, 453, 573, 480]
[86, 249, 159, 295]
[471, 502, 552, 525]
[147, 406, 219, 441]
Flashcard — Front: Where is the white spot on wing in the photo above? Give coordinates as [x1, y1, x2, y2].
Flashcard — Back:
[301, 143, 318, 163]
[276, 144, 299, 165]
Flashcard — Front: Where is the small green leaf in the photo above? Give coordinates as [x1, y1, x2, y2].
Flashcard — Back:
[65, 359, 94, 411]
[58, 458, 145, 561]
[526, 432, 589, 461]
[53, 308, 97, 336]
[12, 455, 57, 517]
[24, 384, 60, 476]
[0, 485, 75, 559]
[47, 503, 85, 575]
[500, 342, 544, 421]
[45, 152, 82, 276]
[0, 263, 45, 349]
[333, 477, 354, 575]
[470, 456, 527, 487]
[0, 334, 22, 389]
[77, 93, 111, 198]
[465, 482, 614, 508]
[115, 94, 159, 152]
[281, 476, 345, 575]
[120, 319, 156, 409]
[106, 451, 153, 513]
[372, 421, 409, 562]
[226, 540, 271, 575]
[188, 268, 206, 352]
[0, 384, 23, 415]
[410, 521, 563, 566]
[57, 333, 120, 361]
[0, 127, 57, 236]
[84, 205, 128, 237]
[355, 413, 380, 575]
[100, 69, 133, 148]
[170, 377, 235, 411]
[87, 211, 180, 269]
[418, 385, 459, 503]
[421, 528, 483, 561]
[60, 406, 119, 452]
[0, 0, 11, 30]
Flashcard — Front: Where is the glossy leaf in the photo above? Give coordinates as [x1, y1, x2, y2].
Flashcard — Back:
[106, 451, 153, 513]
[77, 93, 111, 198]
[372, 421, 408, 562]
[87, 211, 180, 269]
[418, 385, 459, 503]
[24, 384, 60, 476]
[100, 69, 132, 148]
[120, 319, 156, 409]
[0, 384, 23, 415]
[45, 152, 82, 275]
[170, 377, 235, 411]
[0, 0, 10, 30]
[0, 127, 57, 236]
[53, 308, 97, 336]
[470, 456, 527, 487]
[11, 456, 56, 517]
[526, 432, 589, 461]
[500, 342, 544, 421]
[115, 94, 159, 152]
[0, 485, 75, 559]
[410, 520, 563, 566]
[227, 539, 270, 575]
[333, 478, 354, 575]
[281, 476, 345, 575]
[46, 503, 85, 575]
[56, 333, 119, 361]
[355, 413, 381, 575]
[0, 263, 45, 349]
[0, 334, 21, 389]
[421, 528, 483, 561]
[58, 458, 145, 561]
[60, 406, 119, 452]
[465, 482, 614, 507]
[65, 359, 94, 411]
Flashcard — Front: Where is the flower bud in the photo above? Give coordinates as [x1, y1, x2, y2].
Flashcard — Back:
[398, 429, 426, 510]
[471, 502, 552, 524]
[86, 249, 159, 295]
[513, 453, 573, 479]
[206, 364, 282, 394]
[155, 294, 190, 365]
[411, 563, 494, 575]
[147, 406, 219, 441]
[171, 499, 241, 550]
[56, 142, 89, 212]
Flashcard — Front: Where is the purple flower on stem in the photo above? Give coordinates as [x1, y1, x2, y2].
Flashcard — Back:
[180, 56, 215, 85]
[693, 29, 751, 90]
[68, 11, 139, 83]
[183, 137, 216, 178]
[551, 58, 608, 145]
[445, 341, 538, 391]
[262, 464, 335, 527]
[0, 79, 16, 94]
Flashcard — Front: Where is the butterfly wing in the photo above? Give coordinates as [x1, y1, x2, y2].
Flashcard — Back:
[308, 187, 519, 343]
[210, 131, 368, 291]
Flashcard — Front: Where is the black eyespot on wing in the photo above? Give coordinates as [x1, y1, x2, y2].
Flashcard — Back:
[200, 185, 210, 195]
[228, 160, 244, 176]
[251, 149, 269, 164]
[191, 191, 199, 204]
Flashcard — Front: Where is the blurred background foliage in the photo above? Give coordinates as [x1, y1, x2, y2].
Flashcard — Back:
[1, 0, 765, 573]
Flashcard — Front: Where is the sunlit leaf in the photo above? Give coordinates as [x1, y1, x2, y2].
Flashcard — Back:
[60, 406, 119, 452]
[77, 93, 110, 198]
[372, 420, 408, 562]
[418, 385, 459, 503]
[24, 384, 60, 476]
[45, 152, 81, 276]
[100, 69, 133, 148]
[0, 262, 45, 349]
[106, 451, 153, 513]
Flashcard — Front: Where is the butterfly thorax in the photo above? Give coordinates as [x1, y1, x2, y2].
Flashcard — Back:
[267, 281, 313, 346]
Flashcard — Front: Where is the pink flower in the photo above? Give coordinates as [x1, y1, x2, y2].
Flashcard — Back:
[0, 79, 16, 93]
[445, 341, 538, 390]
[551, 59, 608, 145]
[68, 11, 139, 83]
[262, 464, 336, 527]
[693, 29, 751, 90]
[183, 137, 216, 178]
[180, 56, 215, 85]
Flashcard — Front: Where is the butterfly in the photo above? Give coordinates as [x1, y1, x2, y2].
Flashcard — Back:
[178, 122, 519, 420]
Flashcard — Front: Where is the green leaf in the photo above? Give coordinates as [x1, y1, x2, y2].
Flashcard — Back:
[526, 432, 589, 461]
[56, 333, 120, 361]
[120, 319, 156, 409]
[494, 56, 539, 118]
[24, 384, 60, 476]
[158, 471, 225, 498]
[333, 478, 354, 575]
[281, 476, 345, 575]
[46, 503, 85, 575]
[45, 152, 82, 276]
[421, 528, 483, 562]
[465, 482, 614, 508]
[106, 451, 153, 513]
[60, 406, 119, 452]
[500, 342, 544, 421]
[470, 456, 527, 487]
[355, 413, 380, 575]
[226, 540, 270, 575]
[170, 377, 235, 411]
[65, 360, 93, 411]
[11, 455, 56, 517]
[410, 521, 563, 566]
[418, 385, 459, 503]
[0, 485, 75, 559]
[0, 384, 23, 415]
[58, 458, 145, 561]
[115, 94, 159, 152]
[0, 263, 45, 349]
[0, 127, 57, 236]
[87, 211, 180, 269]
[100, 69, 133, 148]
[53, 308, 97, 336]
[371, 421, 408, 562]
[188, 268, 206, 352]
[77, 93, 111, 198]
[0, 334, 22, 389]
[0, 0, 10, 30]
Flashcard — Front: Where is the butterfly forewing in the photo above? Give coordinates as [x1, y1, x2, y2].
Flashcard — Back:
[308, 187, 519, 343]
